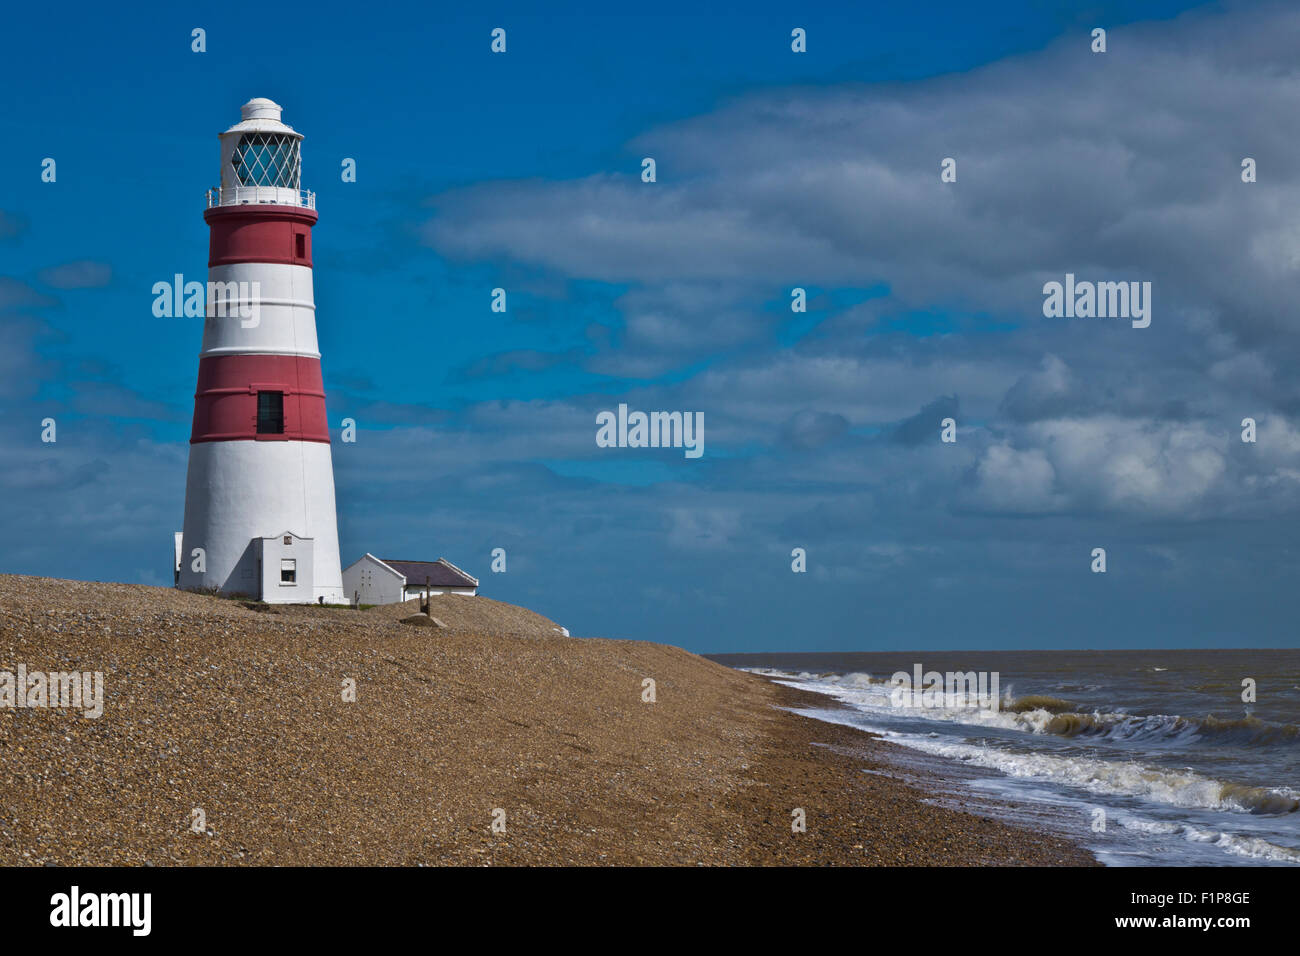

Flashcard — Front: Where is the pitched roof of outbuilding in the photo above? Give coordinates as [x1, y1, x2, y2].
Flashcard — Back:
[380, 558, 479, 589]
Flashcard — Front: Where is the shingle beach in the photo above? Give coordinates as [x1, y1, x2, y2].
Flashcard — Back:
[0, 575, 1096, 866]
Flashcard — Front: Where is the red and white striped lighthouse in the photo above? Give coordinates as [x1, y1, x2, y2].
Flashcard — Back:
[177, 98, 344, 603]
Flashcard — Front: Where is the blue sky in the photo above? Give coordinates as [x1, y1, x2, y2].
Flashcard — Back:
[6, 0, 1300, 652]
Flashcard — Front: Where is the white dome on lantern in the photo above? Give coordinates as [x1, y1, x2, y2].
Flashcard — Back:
[241, 97, 281, 120]
[223, 97, 301, 137]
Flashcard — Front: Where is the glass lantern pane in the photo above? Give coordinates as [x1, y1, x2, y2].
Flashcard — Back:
[231, 134, 300, 188]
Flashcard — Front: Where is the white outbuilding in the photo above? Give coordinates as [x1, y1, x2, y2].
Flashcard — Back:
[342, 555, 479, 606]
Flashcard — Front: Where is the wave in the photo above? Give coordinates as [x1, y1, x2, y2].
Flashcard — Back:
[755, 668, 1300, 749]
[890, 733, 1300, 816]
[1006, 695, 1075, 714]
[1114, 814, 1300, 863]
[1017, 709, 1300, 748]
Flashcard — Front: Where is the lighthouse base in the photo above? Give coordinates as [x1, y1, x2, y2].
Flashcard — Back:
[178, 439, 345, 604]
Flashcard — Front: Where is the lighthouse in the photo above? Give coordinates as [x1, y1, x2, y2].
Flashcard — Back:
[176, 98, 345, 604]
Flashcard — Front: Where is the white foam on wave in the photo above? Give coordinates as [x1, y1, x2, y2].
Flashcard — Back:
[755, 668, 1064, 736]
[754, 668, 1291, 749]
[890, 733, 1298, 815]
[1115, 813, 1300, 863]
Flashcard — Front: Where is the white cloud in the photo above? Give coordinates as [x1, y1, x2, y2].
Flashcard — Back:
[969, 444, 1063, 514]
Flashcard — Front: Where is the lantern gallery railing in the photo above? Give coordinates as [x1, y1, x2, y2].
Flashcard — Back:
[206, 186, 316, 209]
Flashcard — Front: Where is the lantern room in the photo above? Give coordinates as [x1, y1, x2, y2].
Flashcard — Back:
[208, 98, 313, 209]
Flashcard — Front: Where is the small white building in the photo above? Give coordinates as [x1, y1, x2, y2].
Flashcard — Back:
[342, 554, 479, 606]
[342, 553, 404, 605]
[258, 531, 315, 603]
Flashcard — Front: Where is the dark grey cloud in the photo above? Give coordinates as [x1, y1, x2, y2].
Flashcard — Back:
[0, 277, 56, 312]
[37, 260, 112, 289]
[779, 409, 850, 450]
[0, 316, 56, 399]
[893, 396, 960, 446]
[450, 346, 587, 382]
[67, 381, 181, 422]
[0, 210, 26, 241]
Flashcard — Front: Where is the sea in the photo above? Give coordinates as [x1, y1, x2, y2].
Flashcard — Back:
[708, 649, 1300, 866]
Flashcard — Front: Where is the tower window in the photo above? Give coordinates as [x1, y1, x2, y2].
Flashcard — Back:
[295, 233, 306, 258]
[280, 559, 296, 584]
[257, 391, 284, 434]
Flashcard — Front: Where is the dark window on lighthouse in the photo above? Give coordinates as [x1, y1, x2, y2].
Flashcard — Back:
[257, 391, 284, 434]
[295, 233, 306, 258]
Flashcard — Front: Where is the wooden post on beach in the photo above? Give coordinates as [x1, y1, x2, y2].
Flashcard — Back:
[353, 589, 359, 610]
[425, 576, 432, 617]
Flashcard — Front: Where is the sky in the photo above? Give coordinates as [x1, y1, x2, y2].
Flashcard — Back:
[3, 0, 1298, 652]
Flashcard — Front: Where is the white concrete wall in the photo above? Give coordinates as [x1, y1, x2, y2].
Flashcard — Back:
[203, 263, 318, 357]
[342, 555, 405, 606]
[178, 440, 345, 603]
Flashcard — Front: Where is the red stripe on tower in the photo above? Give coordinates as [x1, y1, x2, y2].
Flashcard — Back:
[190, 354, 330, 443]
[205, 205, 317, 267]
